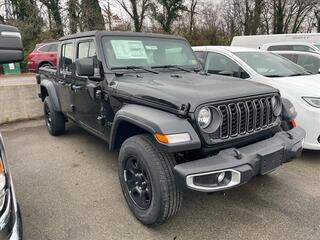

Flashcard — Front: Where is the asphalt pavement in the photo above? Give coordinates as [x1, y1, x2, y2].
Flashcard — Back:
[1, 120, 320, 240]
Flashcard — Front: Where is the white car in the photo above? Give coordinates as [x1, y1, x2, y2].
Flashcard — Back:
[193, 46, 320, 150]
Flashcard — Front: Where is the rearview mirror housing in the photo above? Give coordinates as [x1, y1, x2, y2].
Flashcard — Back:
[0, 24, 23, 64]
[75, 58, 94, 77]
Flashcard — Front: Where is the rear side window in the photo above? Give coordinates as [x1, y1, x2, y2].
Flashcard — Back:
[39, 43, 58, 52]
[49, 44, 58, 52]
[268, 45, 314, 52]
[60, 43, 74, 72]
[78, 41, 96, 59]
[268, 45, 293, 51]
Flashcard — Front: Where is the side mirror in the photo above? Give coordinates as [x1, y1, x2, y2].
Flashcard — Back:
[0, 24, 23, 64]
[75, 58, 94, 77]
[318, 68, 320, 74]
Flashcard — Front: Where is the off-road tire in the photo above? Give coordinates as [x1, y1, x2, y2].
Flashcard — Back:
[44, 97, 65, 136]
[118, 134, 182, 226]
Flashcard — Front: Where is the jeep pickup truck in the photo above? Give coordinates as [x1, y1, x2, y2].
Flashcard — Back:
[37, 31, 305, 226]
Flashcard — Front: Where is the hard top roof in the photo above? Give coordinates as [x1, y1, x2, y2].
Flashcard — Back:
[59, 31, 186, 41]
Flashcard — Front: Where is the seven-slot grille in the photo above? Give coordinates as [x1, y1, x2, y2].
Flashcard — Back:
[215, 95, 277, 139]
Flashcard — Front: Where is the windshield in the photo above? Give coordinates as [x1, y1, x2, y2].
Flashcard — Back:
[234, 52, 310, 77]
[102, 36, 198, 70]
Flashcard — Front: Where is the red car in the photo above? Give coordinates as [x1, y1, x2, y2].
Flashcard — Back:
[27, 42, 58, 71]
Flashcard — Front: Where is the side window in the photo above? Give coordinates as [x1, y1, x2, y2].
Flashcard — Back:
[292, 45, 313, 52]
[205, 52, 248, 78]
[78, 41, 96, 59]
[194, 51, 206, 67]
[268, 45, 293, 51]
[49, 44, 58, 52]
[279, 54, 298, 64]
[77, 40, 99, 77]
[296, 54, 320, 74]
[38, 44, 51, 52]
[60, 43, 74, 73]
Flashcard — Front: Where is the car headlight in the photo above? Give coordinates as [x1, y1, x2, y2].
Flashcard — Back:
[271, 95, 282, 116]
[302, 97, 320, 108]
[197, 107, 222, 133]
[197, 107, 212, 129]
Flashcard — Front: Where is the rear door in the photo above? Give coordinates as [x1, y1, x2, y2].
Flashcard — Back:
[56, 40, 75, 118]
[73, 38, 105, 135]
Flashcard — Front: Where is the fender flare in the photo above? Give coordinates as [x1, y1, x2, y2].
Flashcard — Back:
[40, 79, 61, 111]
[109, 104, 201, 152]
[281, 98, 297, 122]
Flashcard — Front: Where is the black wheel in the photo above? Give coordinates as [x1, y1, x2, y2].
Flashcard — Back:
[118, 134, 182, 226]
[39, 63, 52, 69]
[44, 97, 65, 136]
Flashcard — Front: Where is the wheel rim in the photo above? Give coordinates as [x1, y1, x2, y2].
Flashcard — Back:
[44, 104, 52, 130]
[123, 157, 152, 210]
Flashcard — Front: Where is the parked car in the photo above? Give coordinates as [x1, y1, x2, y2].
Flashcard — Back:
[0, 24, 23, 240]
[37, 31, 305, 226]
[193, 46, 319, 150]
[271, 50, 320, 74]
[231, 33, 320, 52]
[27, 41, 58, 71]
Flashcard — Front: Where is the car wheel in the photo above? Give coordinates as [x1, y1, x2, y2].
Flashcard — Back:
[118, 134, 182, 226]
[40, 63, 52, 68]
[44, 97, 65, 136]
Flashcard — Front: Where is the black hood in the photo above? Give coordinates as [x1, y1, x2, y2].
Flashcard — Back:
[114, 72, 277, 112]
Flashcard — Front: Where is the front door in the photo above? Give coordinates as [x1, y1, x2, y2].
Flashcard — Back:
[57, 41, 75, 118]
[73, 39, 105, 135]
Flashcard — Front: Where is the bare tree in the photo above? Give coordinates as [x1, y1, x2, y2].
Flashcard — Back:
[67, 0, 81, 34]
[188, 0, 197, 35]
[39, 0, 64, 37]
[118, 0, 151, 32]
[151, 0, 187, 33]
[81, 0, 105, 31]
[315, 5, 320, 32]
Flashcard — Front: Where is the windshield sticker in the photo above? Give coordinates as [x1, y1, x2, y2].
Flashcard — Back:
[145, 45, 158, 50]
[111, 40, 147, 59]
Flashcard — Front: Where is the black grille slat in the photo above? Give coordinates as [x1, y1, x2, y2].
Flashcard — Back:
[213, 95, 277, 141]
[228, 104, 238, 136]
[219, 105, 229, 138]
[238, 102, 247, 134]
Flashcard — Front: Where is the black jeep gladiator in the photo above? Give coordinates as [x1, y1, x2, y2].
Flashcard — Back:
[37, 31, 305, 226]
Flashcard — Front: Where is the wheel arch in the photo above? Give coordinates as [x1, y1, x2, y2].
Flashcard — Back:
[40, 79, 61, 111]
[109, 104, 201, 152]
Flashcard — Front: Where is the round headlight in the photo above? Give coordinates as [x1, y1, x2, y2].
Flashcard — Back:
[197, 107, 212, 129]
[271, 95, 282, 116]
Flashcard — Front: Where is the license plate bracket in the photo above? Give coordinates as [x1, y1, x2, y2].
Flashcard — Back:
[258, 146, 284, 175]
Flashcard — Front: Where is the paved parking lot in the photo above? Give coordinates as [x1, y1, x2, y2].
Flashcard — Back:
[1, 120, 320, 240]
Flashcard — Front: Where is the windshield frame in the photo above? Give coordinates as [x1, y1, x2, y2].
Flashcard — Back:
[234, 51, 312, 78]
[101, 35, 200, 73]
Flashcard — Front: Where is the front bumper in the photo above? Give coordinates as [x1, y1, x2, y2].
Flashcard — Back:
[0, 176, 22, 240]
[174, 127, 306, 192]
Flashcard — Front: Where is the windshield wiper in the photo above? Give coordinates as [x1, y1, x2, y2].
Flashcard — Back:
[264, 75, 284, 78]
[151, 65, 192, 72]
[287, 73, 309, 77]
[111, 66, 159, 74]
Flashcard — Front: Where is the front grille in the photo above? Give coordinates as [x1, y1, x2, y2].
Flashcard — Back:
[209, 95, 277, 141]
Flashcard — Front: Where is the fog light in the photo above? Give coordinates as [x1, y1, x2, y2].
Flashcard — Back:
[217, 172, 225, 183]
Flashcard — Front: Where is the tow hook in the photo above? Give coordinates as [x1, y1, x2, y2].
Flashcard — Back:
[233, 149, 243, 160]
